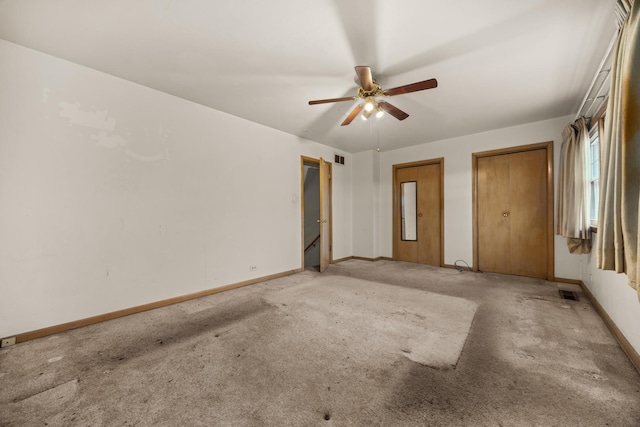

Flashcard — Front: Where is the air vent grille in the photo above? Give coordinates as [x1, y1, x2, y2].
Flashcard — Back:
[559, 290, 579, 301]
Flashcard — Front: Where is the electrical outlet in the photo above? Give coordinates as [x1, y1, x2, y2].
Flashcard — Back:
[249, 265, 257, 271]
[1, 337, 16, 347]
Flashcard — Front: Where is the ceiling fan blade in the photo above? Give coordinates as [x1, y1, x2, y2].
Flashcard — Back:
[378, 101, 409, 121]
[309, 96, 357, 105]
[383, 78, 438, 97]
[341, 104, 364, 126]
[355, 66, 374, 92]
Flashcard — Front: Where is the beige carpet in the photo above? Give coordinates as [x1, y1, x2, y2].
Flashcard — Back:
[1, 260, 639, 426]
[264, 276, 477, 370]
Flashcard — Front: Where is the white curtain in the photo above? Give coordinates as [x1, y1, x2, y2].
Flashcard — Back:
[596, 0, 640, 298]
[556, 118, 592, 254]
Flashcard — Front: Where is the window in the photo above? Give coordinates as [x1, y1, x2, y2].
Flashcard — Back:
[588, 125, 599, 227]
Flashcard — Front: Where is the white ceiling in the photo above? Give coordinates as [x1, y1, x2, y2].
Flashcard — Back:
[0, 0, 617, 153]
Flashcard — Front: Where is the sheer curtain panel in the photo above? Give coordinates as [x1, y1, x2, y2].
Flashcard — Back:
[557, 118, 592, 254]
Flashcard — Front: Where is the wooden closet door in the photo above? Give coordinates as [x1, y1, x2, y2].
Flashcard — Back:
[477, 155, 511, 274]
[395, 162, 442, 266]
[509, 149, 547, 278]
[476, 147, 549, 278]
[319, 158, 332, 272]
[417, 163, 442, 265]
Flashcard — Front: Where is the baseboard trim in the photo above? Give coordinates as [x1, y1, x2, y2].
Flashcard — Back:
[443, 263, 473, 271]
[9, 268, 301, 345]
[579, 281, 640, 374]
[333, 256, 393, 263]
[351, 256, 393, 262]
[554, 277, 583, 286]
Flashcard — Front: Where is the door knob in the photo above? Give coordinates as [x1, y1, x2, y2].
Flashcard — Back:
[503, 212, 510, 217]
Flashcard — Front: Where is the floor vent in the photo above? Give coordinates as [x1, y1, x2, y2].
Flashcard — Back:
[559, 290, 579, 301]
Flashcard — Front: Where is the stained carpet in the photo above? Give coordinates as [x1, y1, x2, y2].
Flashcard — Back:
[1, 260, 639, 426]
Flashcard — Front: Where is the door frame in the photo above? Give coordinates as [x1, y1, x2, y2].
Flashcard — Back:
[471, 141, 554, 279]
[300, 156, 333, 270]
[392, 158, 445, 266]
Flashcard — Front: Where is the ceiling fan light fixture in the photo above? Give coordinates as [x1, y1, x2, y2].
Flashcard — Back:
[364, 97, 375, 112]
[308, 66, 437, 127]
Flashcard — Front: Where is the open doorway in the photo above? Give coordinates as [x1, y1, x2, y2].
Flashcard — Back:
[303, 159, 321, 270]
[301, 156, 332, 272]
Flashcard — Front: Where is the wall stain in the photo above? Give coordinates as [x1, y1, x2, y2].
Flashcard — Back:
[56, 100, 170, 163]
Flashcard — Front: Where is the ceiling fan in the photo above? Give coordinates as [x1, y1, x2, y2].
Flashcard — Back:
[308, 66, 438, 126]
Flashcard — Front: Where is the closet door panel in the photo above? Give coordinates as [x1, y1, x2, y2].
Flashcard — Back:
[509, 149, 548, 278]
[417, 163, 442, 265]
[477, 155, 511, 273]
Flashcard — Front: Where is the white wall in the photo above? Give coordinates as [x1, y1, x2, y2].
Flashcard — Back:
[372, 151, 381, 257]
[352, 151, 375, 258]
[0, 40, 351, 338]
[351, 150, 382, 259]
[581, 238, 640, 354]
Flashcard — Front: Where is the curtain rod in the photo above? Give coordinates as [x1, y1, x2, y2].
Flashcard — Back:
[574, 32, 618, 121]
